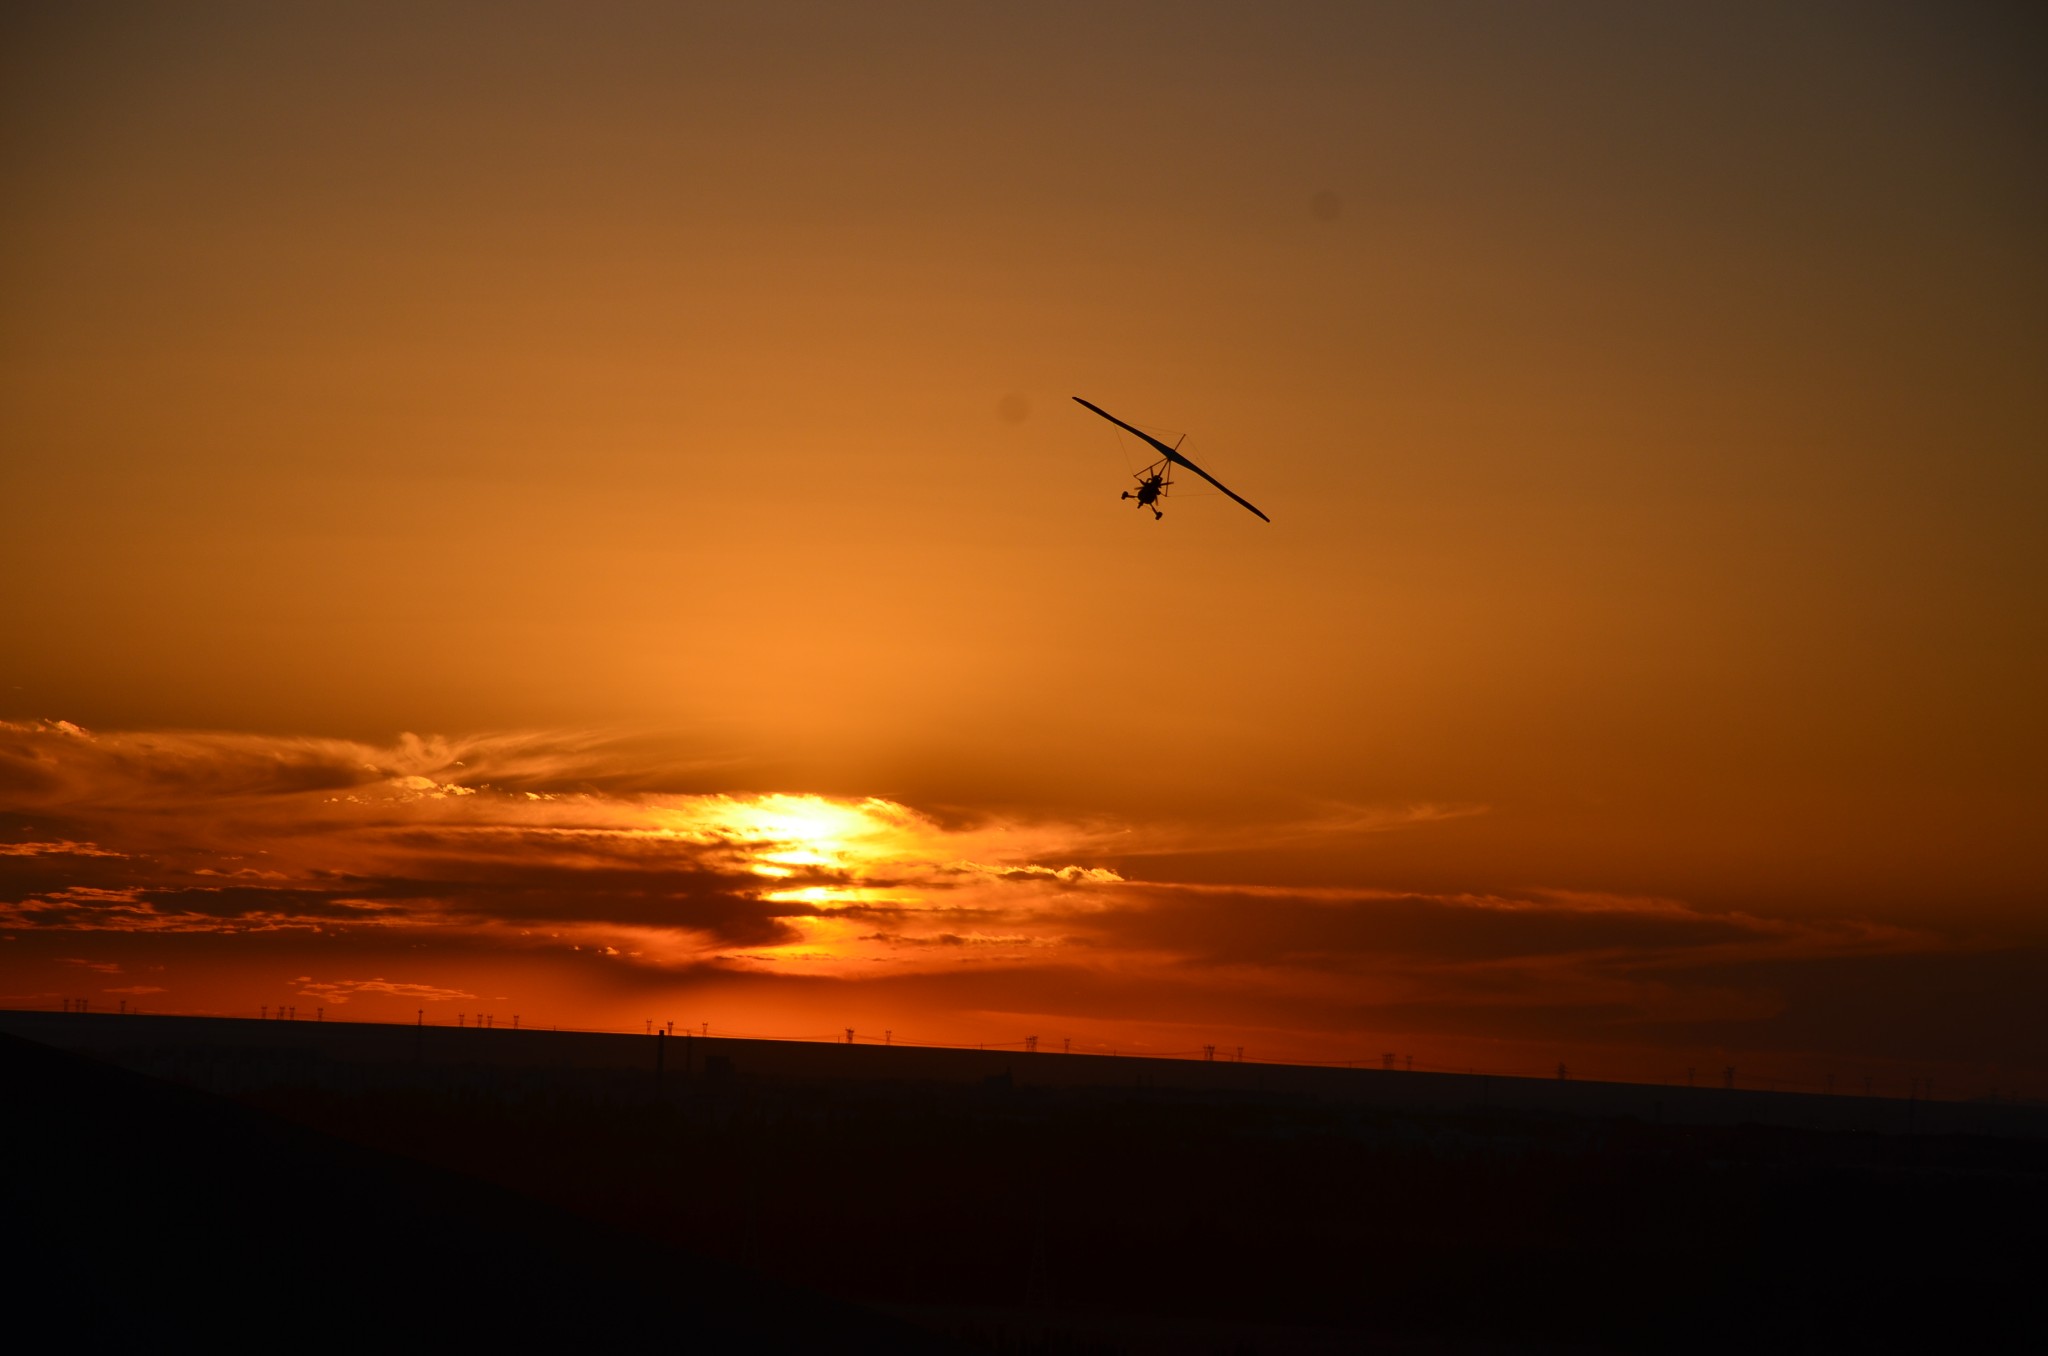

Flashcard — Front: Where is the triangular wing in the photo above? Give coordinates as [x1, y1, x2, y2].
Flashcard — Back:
[1073, 397, 1271, 523]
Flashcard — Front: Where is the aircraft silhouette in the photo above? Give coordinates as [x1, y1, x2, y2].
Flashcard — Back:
[1073, 397, 1269, 523]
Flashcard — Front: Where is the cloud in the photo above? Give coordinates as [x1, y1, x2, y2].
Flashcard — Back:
[2, 719, 2021, 1080]
[2, 884, 404, 933]
[292, 977, 475, 1004]
[0, 725, 1947, 1006]
[857, 930, 1052, 949]
[1083, 880, 1933, 969]
[0, 721, 1131, 959]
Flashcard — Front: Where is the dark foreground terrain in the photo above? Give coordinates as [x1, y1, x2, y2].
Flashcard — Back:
[7, 1013, 2044, 1353]
[1, 1028, 956, 1352]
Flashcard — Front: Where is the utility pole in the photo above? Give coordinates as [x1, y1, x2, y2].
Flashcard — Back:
[261, 1006, 268, 1020]
[1383, 1052, 1396, 1071]
[1687, 1067, 1695, 1088]
[1063, 1037, 1070, 1054]
[1404, 1054, 1412, 1072]
[1723, 1066, 1735, 1090]
[1557, 1062, 1568, 1081]
[885, 1030, 892, 1046]
[845, 1027, 854, 1045]
[1025, 1035, 1038, 1053]
[316, 1007, 323, 1022]
[1203, 1044, 1215, 1062]
[1237, 1047, 1246, 1063]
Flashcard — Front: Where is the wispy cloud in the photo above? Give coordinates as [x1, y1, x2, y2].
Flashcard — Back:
[292, 977, 475, 1005]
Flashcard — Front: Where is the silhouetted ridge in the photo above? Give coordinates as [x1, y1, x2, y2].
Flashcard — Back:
[9, 1014, 2045, 1354]
[0, 1031, 958, 1352]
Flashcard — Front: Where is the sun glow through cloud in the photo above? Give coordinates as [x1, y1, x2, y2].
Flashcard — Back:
[0, 722, 1132, 977]
[4, 719, 2037, 1093]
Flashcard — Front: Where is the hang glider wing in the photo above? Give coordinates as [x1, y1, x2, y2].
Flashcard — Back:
[1073, 396, 1271, 523]
[1165, 449, 1271, 523]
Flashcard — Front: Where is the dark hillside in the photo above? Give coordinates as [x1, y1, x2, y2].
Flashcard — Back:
[0, 1030, 956, 1352]
[7, 1013, 2043, 1353]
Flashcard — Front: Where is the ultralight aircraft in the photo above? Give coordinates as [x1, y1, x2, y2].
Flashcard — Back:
[1073, 397, 1270, 523]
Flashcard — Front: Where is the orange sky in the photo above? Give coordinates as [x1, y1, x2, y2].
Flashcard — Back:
[3, 3, 2044, 1093]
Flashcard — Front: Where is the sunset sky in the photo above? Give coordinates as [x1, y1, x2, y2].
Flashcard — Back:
[4, 2, 2043, 1092]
